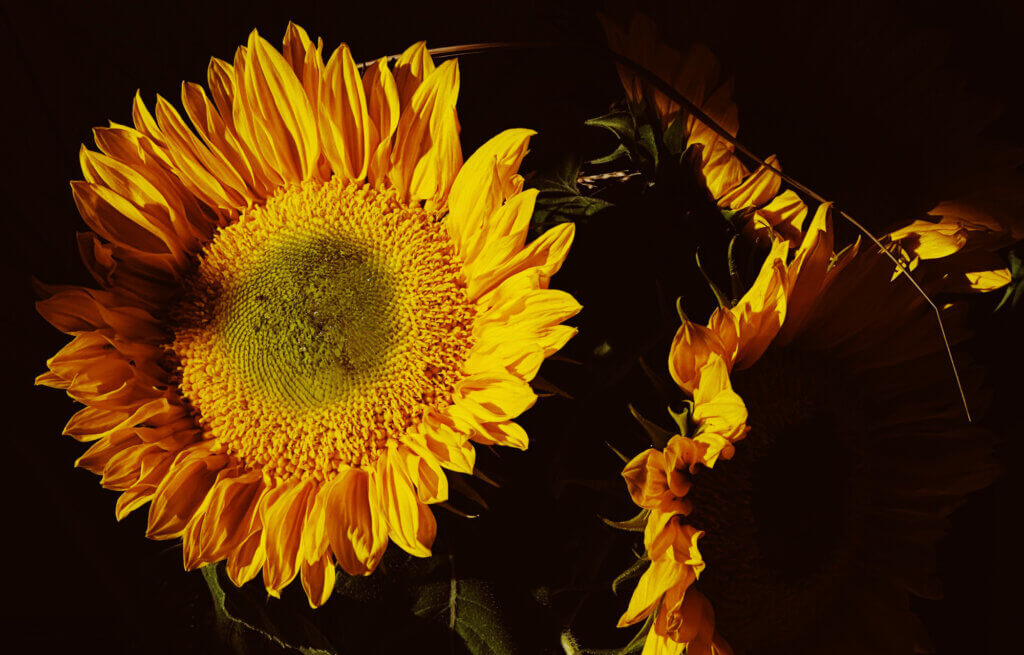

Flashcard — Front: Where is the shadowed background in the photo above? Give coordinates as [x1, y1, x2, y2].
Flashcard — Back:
[1, 0, 1020, 652]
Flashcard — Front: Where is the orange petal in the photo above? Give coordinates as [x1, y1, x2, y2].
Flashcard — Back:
[300, 553, 337, 608]
[259, 478, 318, 596]
[325, 468, 388, 575]
[146, 448, 228, 539]
[669, 320, 727, 395]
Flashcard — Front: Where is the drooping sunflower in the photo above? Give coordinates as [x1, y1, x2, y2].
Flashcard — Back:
[617, 202, 1005, 654]
[36, 23, 579, 607]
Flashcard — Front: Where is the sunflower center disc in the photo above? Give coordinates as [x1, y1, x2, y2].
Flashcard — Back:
[223, 235, 396, 409]
[172, 179, 475, 480]
[687, 347, 872, 653]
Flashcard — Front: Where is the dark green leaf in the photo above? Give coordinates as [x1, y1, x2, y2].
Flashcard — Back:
[410, 557, 516, 655]
[589, 143, 631, 166]
[996, 248, 1023, 311]
[662, 118, 687, 156]
[584, 111, 638, 145]
[201, 565, 335, 655]
[531, 154, 613, 228]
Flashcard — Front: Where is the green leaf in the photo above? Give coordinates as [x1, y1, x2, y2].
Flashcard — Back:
[584, 111, 638, 145]
[662, 118, 687, 156]
[996, 248, 1023, 311]
[410, 555, 516, 655]
[584, 108, 660, 178]
[201, 565, 335, 655]
[531, 154, 613, 228]
[589, 143, 631, 166]
[636, 124, 659, 171]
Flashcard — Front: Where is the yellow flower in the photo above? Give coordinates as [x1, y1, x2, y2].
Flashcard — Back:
[36, 23, 579, 607]
[620, 204, 997, 653]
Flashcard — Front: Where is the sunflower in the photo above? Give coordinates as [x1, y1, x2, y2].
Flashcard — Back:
[600, 12, 807, 247]
[35, 23, 580, 607]
[617, 201, 1005, 654]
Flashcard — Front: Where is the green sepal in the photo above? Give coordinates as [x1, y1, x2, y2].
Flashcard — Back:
[628, 404, 673, 448]
[695, 250, 733, 309]
[727, 235, 744, 304]
[611, 557, 650, 596]
[606, 440, 632, 463]
[601, 508, 651, 533]
[995, 248, 1023, 311]
[675, 297, 689, 323]
[720, 206, 755, 233]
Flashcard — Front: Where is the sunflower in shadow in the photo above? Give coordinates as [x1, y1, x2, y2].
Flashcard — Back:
[35, 23, 579, 607]
[617, 199, 1006, 653]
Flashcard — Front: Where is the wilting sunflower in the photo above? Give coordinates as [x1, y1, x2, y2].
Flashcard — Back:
[617, 202, 1004, 654]
[36, 23, 579, 607]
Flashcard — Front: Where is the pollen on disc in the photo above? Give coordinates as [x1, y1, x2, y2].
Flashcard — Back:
[171, 178, 476, 481]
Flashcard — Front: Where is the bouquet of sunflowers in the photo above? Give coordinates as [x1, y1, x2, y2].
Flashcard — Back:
[22, 2, 1021, 653]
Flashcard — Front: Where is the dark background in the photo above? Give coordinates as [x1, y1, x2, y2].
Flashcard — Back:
[1, 0, 1021, 652]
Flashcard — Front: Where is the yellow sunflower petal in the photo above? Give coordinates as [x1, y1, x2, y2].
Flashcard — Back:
[470, 222, 576, 302]
[961, 267, 1012, 291]
[260, 478, 318, 596]
[300, 553, 337, 608]
[375, 445, 436, 557]
[778, 203, 834, 344]
[447, 129, 535, 263]
[411, 412, 477, 474]
[324, 468, 388, 576]
[234, 31, 321, 183]
[669, 319, 728, 395]
[729, 237, 789, 370]
[226, 530, 266, 587]
[362, 57, 401, 184]
[393, 41, 436, 108]
[146, 446, 228, 539]
[691, 356, 748, 465]
[319, 43, 372, 181]
[184, 471, 263, 567]
[282, 22, 315, 78]
[717, 154, 782, 210]
[389, 59, 462, 205]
